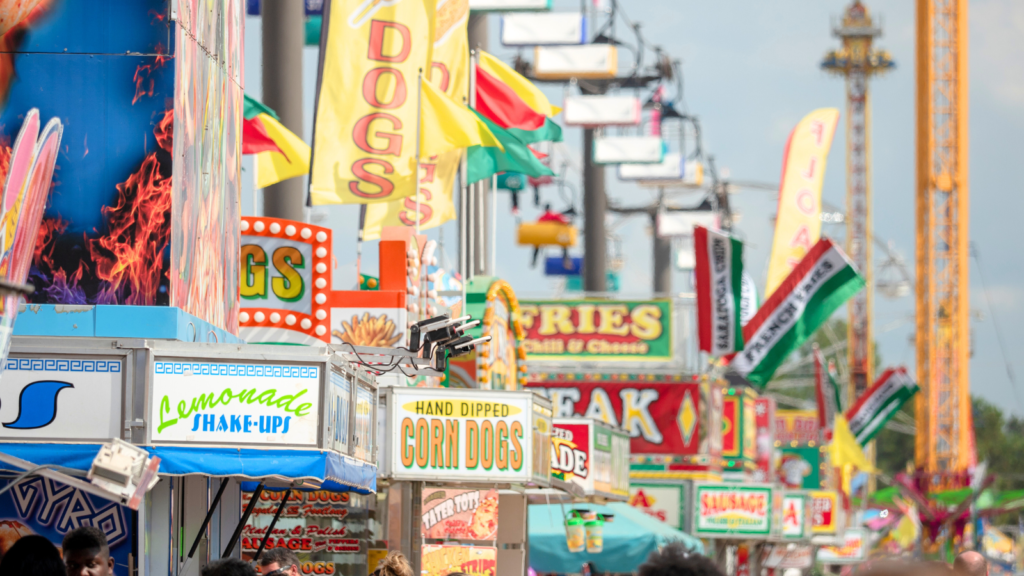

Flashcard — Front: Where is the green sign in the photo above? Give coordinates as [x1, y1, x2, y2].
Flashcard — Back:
[779, 446, 821, 490]
[519, 300, 673, 361]
[692, 483, 773, 537]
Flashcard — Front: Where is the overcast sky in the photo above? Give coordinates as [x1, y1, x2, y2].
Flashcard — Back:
[242, 0, 1024, 416]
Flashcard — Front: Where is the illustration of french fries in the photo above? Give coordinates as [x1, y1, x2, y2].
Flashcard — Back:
[332, 312, 402, 347]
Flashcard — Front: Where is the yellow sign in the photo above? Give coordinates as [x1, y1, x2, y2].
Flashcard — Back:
[765, 108, 839, 295]
[367, 549, 388, 575]
[421, 545, 496, 576]
[362, 0, 468, 237]
[311, 0, 435, 205]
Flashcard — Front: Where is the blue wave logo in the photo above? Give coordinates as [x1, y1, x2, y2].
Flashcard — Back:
[4, 381, 74, 429]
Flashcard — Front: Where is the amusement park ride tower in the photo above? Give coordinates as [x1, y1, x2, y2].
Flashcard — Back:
[822, 1, 894, 405]
[914, 0, 973, 487]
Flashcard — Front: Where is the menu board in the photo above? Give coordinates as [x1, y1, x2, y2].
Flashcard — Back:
[384, 388, 549, 484]
[241, 489, 372, 576]
[421, 488, 499, 541]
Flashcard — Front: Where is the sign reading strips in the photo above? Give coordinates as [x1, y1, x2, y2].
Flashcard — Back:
[150, 361, 321, 446]
[387, 389, 538, 482]
[692, 484, 773, 537]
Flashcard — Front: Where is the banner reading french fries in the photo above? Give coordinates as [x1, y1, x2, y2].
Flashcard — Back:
[362, 0, 468, 238]
[311, 0, 435, 205]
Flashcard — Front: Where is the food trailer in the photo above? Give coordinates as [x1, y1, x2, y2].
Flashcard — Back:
[379, 387, 552, 576]
[0, 336, 391, 576]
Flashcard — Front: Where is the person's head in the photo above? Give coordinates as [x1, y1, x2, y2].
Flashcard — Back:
[257, 548, 301, 576]
[638, 543, 723, 576]
[201, 558, 257, 576]
[372, 551, 413, 576]
[0, 535, 65, 576]
[955, 551, 989, 576]
[62, 527, 113, 576]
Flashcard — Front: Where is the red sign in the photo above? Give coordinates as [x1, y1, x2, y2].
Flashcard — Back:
[527, 381, 703, 455]
[722, 396, 740, 457]
[421, 489, 499, 541]
[775, 410, 819, 445]
[551, 423, 591, 481]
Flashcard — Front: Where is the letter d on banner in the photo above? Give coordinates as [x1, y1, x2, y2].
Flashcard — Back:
[311, 0, 436, 205]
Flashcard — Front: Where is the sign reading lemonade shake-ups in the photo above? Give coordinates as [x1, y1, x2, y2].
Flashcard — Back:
[382, 388, 552, 484]
[688, 483, 775, 538]
[149, 360, 322, 446]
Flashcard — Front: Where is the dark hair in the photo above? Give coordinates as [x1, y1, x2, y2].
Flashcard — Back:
[0, 535, 65, 576]
[201, 558, 258, 576]
[62, 525, 110, 555]
[259, 548, 301, 570]
[638, 543, 721, 576]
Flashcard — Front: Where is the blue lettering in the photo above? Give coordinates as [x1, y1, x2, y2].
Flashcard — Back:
[191, 414, 202, 432]
[202, 414, 215, 432]
[272, 416, 283, 433]
[216, 416, 228, 432]
[260, 416, 271, 434]
[282, 416, 291, 434]
[244, 415, 253, 433]
[230, 415, 242, 432]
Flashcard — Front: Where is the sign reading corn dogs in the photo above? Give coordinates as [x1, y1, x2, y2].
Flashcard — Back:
[382, 387, 552, 484]
[240, 216, 333, 345]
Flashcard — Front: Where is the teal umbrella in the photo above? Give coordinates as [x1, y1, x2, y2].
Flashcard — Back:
[528, 503, 704, 574]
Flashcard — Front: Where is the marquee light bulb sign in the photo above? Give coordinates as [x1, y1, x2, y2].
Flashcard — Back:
[240, 216, 332, 345]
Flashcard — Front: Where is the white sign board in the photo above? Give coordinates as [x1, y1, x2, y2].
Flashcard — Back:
[534, 45, 617, 80]
[781, 494, 806, 539]
[502, 13, 585, 46]
[385, 388, 539, 483]
[763, 545, 813, 569]
[817, 528, 867, 564]
[149, 360, 321, 446]
[470, 0, 550, 11]
[594, 137, 664, 164]
[656, 210, 719, 238]
[563, 96, 639, 127]
[628, 484, 684, 528]
[0, 357, 122, 441]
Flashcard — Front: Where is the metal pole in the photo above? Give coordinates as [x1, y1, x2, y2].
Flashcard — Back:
[253, 489, 293, 564]
[186, 478, 230, 560]
[652, 213, 672, 295]
[467, 14, 488, 51]
[491, 173, 498, 275]
[583, 127, 607, 292]
[416, 70, 423, 236]
[222, 482, 264, 558]
[261, 0, 305, 221]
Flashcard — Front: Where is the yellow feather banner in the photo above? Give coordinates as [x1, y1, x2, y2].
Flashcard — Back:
[364, 0, 469, 238]
[765, 108, 839, 295]
[310, 0, 435, 205]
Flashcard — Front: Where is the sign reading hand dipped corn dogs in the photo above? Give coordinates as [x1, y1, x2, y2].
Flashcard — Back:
[382, 388, 552, 484]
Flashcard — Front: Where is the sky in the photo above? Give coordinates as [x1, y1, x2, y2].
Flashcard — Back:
[241, 0, 1024, 416]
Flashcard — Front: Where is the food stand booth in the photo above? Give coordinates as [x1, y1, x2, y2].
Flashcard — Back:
[378, 387, 552, 576]
[0, 336, 393, 576]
